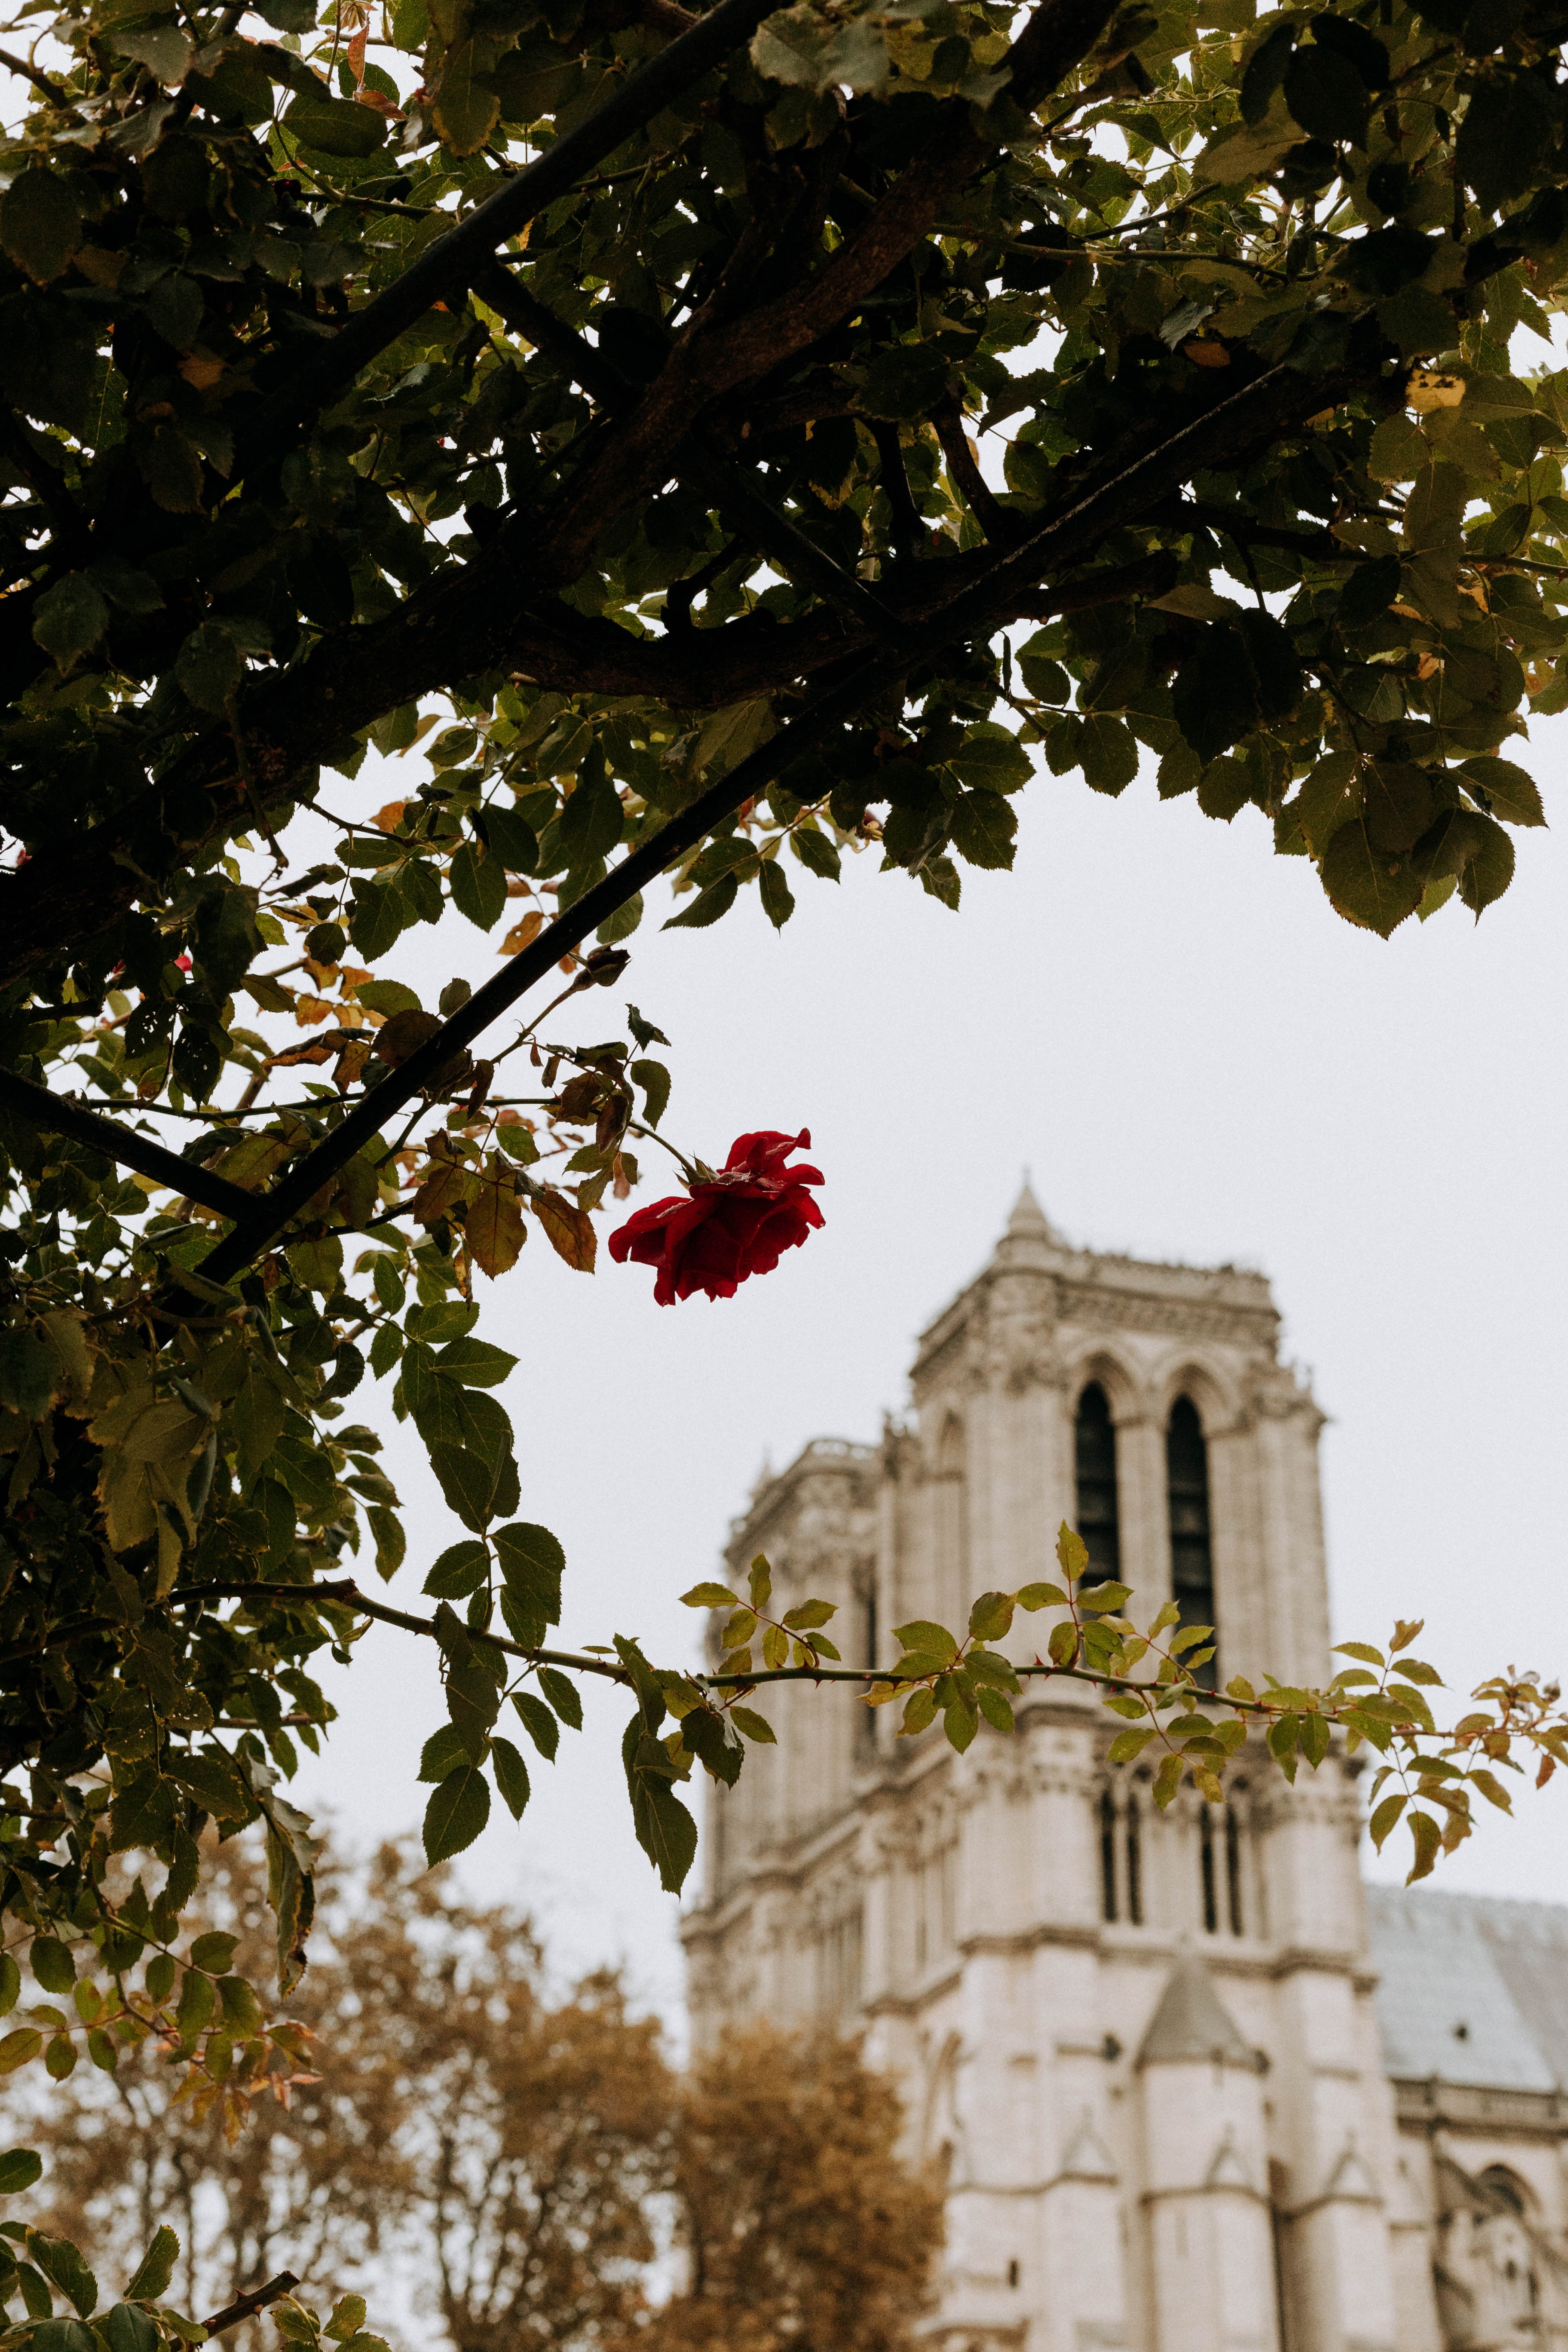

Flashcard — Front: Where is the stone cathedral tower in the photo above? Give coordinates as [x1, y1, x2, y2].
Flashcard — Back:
[680, 1191, 1568, 2352]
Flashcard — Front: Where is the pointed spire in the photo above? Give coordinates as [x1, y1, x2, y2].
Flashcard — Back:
[1137, 1955, 1257, 2070]
[1007, 1174, 1052, 1236]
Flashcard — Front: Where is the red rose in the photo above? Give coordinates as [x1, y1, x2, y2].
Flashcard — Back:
[609, 1129, 824, 1305]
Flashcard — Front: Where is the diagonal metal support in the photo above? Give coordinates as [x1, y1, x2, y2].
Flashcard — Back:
[239, 0, 778, 468]
[193, 647, 894, 1288]
[0, 1068, 258, 1222]
[474, 259, 911, 649]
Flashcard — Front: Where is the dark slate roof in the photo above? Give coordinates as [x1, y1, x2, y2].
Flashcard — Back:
[1365, 1886, 1568, 2092]
[1137, 1955, 1256, 2069]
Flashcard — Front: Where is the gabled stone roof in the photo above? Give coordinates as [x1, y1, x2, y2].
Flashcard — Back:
[1137, 1955, 1256, 2070]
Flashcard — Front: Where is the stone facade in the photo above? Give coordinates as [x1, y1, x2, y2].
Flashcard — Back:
[680, 1190, 1568, 2352]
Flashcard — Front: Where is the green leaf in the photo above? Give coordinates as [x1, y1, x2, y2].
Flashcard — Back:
[943, 1694, 979, 1752]
[1108, 1727, 1155, 1762]
[488, 1733, 531, 1821]
[681, 1582, 738, 1608]
[356, 980, 422, 1017]
[508, 1689, 559, 1760]
[1015, 1582, 1067, 1611]
[424, 1539, 490, 1599]
[431, 37, 501, 156]
[948, 789, 1017, 868]
[417, 1722, 468, 1784]
[1467, 1766, 1513, 1813]
[429, 1440, 518, 1533]
[728, 1705, 775, 1743]
[622, 1715, 699, 1891]
[790, 827, 840, 882]
[101, 2304, 159, 2352]
[434, 1338, 517, 1388]
[1078, 714, 1139, 796]
[27, 1937, 72, 1994]
[423, 1764, 491, 1862]
[32, 574, 110, 670]
[891, 1620, 956, 1657]
[1283, 43, 1367, 144]
[758, 857, 794, 929]
[968, 1590, 1015, 1641]
[0, 2149, 41, 2196]
[1368, 1792, 1406, 1850]
[975, 1685, 1014, 1733]
[1332, 1640, 1385, 1666]
[857, 341, 950, 419]
[449, 841, 508, 932]
[537, 1669, 582, 1728]
[781, 1597, 835, 1630]
[188, 1931, 237, 1974]
[1320, 819, 1423, 937]
[349, 880, 407, 962]
[1405, 1808, 1441, 1884]
[1456, 75, 1551, 210]
[1389, 1657, 1444, 1687]
[557, 757, 624, 866]
[949, 724, 1032, 793]
[630, 1058, 670, 1127]
[664, 873, 738, 930]
[492, 1521, 564, 1649]
[1461, 757, 1544, 828]
[285, 90, 388, 157]
[30, 2234, 97, 2318]
[0, 169, 82, 282]
[1456, 814, 1514, 917]
[900, 1686, 937, 1736]
[175, 624, 244, 714]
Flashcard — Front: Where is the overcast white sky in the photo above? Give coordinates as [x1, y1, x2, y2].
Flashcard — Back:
[289, 689, 1568, 2023]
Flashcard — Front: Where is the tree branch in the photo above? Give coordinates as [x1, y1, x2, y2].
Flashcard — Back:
[934, 401, 1020, 546]
[203, 2275, 301, 2337]
[539, 0, 1126, 572]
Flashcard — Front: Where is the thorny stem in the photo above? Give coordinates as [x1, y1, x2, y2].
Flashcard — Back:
[168, 1579, 1566, 1759]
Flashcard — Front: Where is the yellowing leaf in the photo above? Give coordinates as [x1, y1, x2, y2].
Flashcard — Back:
[1407, 367, 1464, 413]
[178, 350, 226, 392]
[467, 1155, 525, 1279]
[500, 910, 544, 955]
[412, 1135, 479, 1227]
[531, 1188, 596, 1272]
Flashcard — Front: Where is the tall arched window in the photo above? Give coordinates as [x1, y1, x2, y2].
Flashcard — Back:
[934, 1416, 968, 1629]
[1074, 1382, 1120, 1597]
[1167, 1394, 1217, 1690]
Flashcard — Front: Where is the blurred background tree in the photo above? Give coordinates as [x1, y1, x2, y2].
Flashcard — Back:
[3, 1834, 940, 2352]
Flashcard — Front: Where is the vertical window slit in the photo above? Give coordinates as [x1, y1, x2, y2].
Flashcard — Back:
[1200, 1804, 1218, 1935]
[1099, 1789, 1118, 1923]
[1226, 1804, 1244, 1936]
[1126, 1799, 1143, 1927]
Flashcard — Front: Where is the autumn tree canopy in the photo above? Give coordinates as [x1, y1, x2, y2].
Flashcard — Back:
[0, 0, 1566, 2336]
[12, 1837, 941, 2352]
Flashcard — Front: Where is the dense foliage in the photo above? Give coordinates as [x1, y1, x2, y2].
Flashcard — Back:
[0, 0, 1566, 2331]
